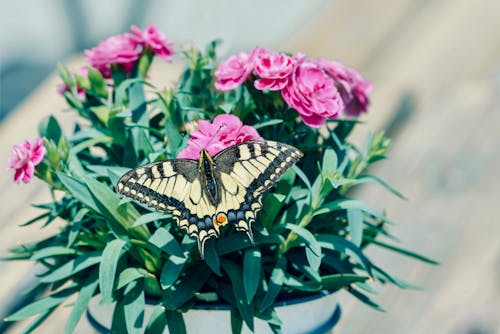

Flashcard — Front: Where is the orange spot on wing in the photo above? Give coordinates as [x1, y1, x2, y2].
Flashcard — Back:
[214, 213, 228, 226]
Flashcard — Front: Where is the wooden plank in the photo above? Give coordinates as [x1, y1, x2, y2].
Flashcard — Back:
[334, 78, 500, 334]
[282, 0, 500, 333]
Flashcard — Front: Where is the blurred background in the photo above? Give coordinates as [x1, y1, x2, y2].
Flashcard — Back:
[1, 0, 499, 333]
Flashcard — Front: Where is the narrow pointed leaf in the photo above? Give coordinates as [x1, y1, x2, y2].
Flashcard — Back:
[116, 267, 149, 290]
[243, 248, 261, 303]
[5, 286, 77, 321]
[284, 223, 321, 256]
[133, 212, 171, 227]
[160, 255, 186, 289]
[65, 275, 99, 334]
[123, 279, 145, 334]
[321, 274, 368, 291]
[39, 252, 101, 283]
[165, 310, 187, 334]
[100, 239, 127, 304]
[221, 260, 254, 331]
[259, 257, 286, 312]
[347, 208, 363, 246]
[149, 227, 184, 258]
[145, 305, 167, 334]
[203, 239, 221, 275]
[231, 307, 243, 334]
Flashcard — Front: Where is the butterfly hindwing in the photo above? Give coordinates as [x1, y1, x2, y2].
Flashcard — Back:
[213, 141, 303, 237]
[116, 159, 222, 249]
[116, 140, 303, 257]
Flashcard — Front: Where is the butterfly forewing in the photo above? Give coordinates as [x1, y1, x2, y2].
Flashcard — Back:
[115, 140, 303, 257]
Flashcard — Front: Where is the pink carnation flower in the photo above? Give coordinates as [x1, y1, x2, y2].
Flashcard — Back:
[252, 47, 295, 91]
[7, 138, 46, 184]
[57, 67, 88, 97]
[282, 55, 344, 128]
[177, 114, 263, 159]
[214, 52, 254, 91]
[84, 34, 140, 78]
[316, 58, 372, 117]
[130, 25, 175, 61]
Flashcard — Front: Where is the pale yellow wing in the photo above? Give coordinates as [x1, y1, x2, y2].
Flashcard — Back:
[213, 140, 303, 240]
[115, 159, 220, 253]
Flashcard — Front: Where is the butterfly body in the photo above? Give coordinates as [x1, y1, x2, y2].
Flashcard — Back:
[116, 140, 303, 257]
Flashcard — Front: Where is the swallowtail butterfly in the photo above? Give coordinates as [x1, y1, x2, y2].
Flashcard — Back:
[116, 140, 303, 257]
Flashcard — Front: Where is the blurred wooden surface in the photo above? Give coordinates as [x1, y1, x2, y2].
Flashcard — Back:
[2, 0, 500, 332]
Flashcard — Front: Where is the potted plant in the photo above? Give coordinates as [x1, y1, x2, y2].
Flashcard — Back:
[3, 25, 435, 333]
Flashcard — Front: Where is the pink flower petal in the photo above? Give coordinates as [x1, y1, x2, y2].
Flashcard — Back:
[177, 115, 263, 159]
[7, 137, 45, 184]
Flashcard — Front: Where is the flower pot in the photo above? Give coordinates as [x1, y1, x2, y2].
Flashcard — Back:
[86, 290, 340, 333]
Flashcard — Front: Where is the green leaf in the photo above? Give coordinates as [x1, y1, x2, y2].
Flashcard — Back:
[57, 63, 73, 87]
[71, 135, 112, 154]
[314, 199, 396, 225]
[5, 285, 77, 321]
[19, 211, 50, 227]
[348, 287, 385, 311]
[85, 177, 149, 240]
[100, 239, 127, 304]
[116, 267, 149, 290]
[284, 223, 321, 256]
[87, 66, 108, 97]
[371, 264, 422, 289]
[145, 305, 167, 334]
[111, 298, 127, 333]
[346, 175, 407, 199]
[347, 208, 363, 246]
[160, 255, 186, 290]
[39, 251, 101, 283]
[203, 239, 221, 275]
[123, 279, 145, 334]
[162, 266, 211, 310]
[65, 274, 99, 334]
[68, 208, 89, 247]
[231, 307, 243, 334]
[243, 248, 261, 303]
[317, 235, 373, 275]
[57, 172, 100, 213]
[149, 227, 184, 258]
[257, 307, 282, 329]
[365, 237, 439, 265]
[30, 246, 77, 260]
[164, 118, 184, 157]
[259, 257, 286, 312]
[321, 148, 338, 178]
[321, 274, 368, 292]
[305, 247, 321, 273]
[221, 260, 254, 331]
[253, 119, 283, 130]
[115, 78, 146, 106]
[39, 115, 62, 143]
[216, 233, 254, 255]
[133, 212, 171, 227]
[283, 273, 321, 292]
[260, 193, 286, 230]
[165, 310, 187, 334]
[293, 165, 312, 191]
